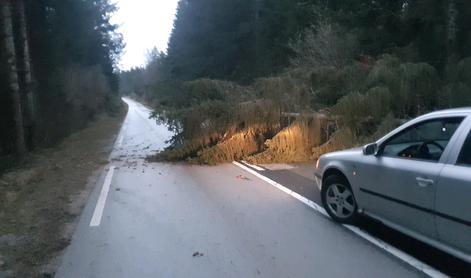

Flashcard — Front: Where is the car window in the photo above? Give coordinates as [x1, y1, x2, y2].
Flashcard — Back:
[457, 130, 471, 166]
[381, 117, 464, 162]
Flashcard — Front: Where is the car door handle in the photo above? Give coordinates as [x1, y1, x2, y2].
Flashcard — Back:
[416, 177, 434, 187]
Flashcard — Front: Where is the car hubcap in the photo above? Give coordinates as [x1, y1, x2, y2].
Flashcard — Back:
[326, 184, 355, 219]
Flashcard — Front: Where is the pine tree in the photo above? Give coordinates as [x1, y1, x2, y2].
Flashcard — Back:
[1, 0, 27, 159]
[15, 0, 36, 150]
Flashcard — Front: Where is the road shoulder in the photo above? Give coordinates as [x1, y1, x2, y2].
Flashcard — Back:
[0, 111, 126, 277]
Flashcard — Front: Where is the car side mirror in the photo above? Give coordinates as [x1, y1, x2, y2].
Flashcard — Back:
[363, 143, 378, 156]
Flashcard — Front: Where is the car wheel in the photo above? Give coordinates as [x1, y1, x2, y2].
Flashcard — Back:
[321, 175, 358, 224]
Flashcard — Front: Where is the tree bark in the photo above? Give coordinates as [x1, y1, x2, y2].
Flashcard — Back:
[447, 0, 458, 43]
[254, 0, 262, 72]
[15, 0, 36, 150]
[1, 0, 27, 159]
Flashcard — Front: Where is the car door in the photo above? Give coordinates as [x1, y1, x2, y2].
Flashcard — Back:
[435, 124, 471, 257]
[359, 117, 465, 241]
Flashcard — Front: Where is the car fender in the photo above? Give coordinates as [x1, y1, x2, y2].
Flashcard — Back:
[321, 161, 363, 206]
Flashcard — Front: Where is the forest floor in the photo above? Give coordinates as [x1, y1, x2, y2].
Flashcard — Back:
[0, 110, 126, 278]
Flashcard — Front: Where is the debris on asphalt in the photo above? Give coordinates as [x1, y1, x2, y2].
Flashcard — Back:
[236, 175, 250, 181]
[192, 251, 204, 258]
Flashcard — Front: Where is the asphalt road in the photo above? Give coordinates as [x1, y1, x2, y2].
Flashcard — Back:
[56, 98, 429, 277]
[260, 163, 471, 277]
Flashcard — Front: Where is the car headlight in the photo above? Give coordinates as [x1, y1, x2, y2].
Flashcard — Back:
[316, 159, 320, 169]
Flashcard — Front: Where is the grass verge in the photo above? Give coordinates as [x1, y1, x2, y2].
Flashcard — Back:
[0, 110, 125, 278]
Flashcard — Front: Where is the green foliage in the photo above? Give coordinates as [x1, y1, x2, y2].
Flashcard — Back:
[442, 57, 471, 107]
[183, 79, 248, 105]
[62, 66, 111, 123]
[309, 62, 370, 107]
[333, 92, 370, 136]
[124, 0, 471, 164]
[0, 0, 123, 156]
[399, 62, 441, 114]
[247, 119, 316, 164]
[290, 22, 358, 70]
[368, 113, 401, 141]
[164, 0, 256, 81]
[150, 79, 253, 145]
[193, 128, 263, 165]
[254, 73, 310, 112]
[367, 55, 440, 116]
[119, 67, 146, 96]
[334, 55, 442, 137]
[366, 55, 402, 89]
[311, 128, 356, 160]
[334, 86, 395, 137]
[364, 87, 394, 120]
[162, 0, 315, 82]
[30, 0, 123, 91]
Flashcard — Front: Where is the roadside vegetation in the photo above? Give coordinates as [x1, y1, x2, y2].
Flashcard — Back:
[0, 1, 124, 276]
[0, 0, 124, 171]
[0, 112, 125, 277]
[120, 0, 471, 164]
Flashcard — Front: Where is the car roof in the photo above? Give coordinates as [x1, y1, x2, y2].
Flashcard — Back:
[423, 107, 471, 117]
[376, 108, 471, 145]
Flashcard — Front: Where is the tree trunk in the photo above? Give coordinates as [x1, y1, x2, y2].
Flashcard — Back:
[1, 0, 27, 159]
[15, 0, 36, 150]
[447, 0, 458, 43]
[254, 0, 262, 73]
[446, 0, 457, 59]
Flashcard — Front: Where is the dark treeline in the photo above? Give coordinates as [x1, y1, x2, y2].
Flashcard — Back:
[164, 0, 313, 81]
[127, 0, 471, 83]
[122, 0, 471, 163]
[0, 0, 123, 165]
[123, 0, 314, 84]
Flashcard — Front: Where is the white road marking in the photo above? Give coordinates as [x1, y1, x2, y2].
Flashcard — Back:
[116, 134, 124, 147]
[241, 160, 265, 171]
[234, 161, 327, 215]
[115, 120, 128, 147]
[260, 163, 296, 170]
[344, 225, 447, 278]
[232, 161, 447, 278]
[90, 166, 115, 227]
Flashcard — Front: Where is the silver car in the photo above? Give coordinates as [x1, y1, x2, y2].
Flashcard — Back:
[315, 108, 471, 263]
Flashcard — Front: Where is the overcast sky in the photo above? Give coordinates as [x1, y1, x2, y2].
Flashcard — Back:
[111, 0, 180, 70]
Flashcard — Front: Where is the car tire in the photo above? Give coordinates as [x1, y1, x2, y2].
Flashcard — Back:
[321, 174, 358, 224]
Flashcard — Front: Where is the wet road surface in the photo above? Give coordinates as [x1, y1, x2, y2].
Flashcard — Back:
[56, 99, 432, 277]
[252, 164, 471, 277]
